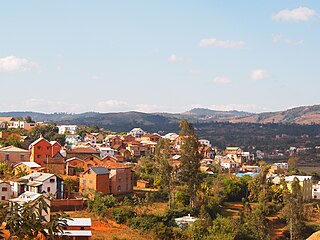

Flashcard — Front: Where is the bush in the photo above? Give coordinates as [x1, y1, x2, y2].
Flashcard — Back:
[87, 192, 116, 217]
[129, 215, 160, 231]
[113, 208, 135, 224]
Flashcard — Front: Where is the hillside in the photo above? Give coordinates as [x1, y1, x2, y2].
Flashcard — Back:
[182, 108, 251, 121]
[1, 105, 320, 130]
[231, 105, 320, 124]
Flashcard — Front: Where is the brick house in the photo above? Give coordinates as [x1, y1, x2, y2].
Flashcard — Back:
[0, 145, 30, 165]
[29, 137, 61, 165]
[66, 146, 99, 160]
[79, 167, 110, 195]
[0, 181, 11, 202]
[13, 162, 41, 176]
[101, 157, 134, 195]
[66, 157, 85, 176]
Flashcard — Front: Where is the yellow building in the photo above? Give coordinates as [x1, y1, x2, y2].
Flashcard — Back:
[273, 175, 312, 201]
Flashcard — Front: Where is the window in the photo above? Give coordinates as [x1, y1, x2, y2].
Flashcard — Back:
[47, 187, 51, 193]
[37, 146, 41, 150]
[5, 155, 9, 161]
[37, 155, 41, 158]
[47, 146, 50, 150]
[50, 179, 55, 183]
[1, 196, 5, 201]
[20, 155, 24, 161]
[117, 185, 121, 192]
[89, 180, 93, 184]
[2, 187, 7, 192]
[83, 180, 86, 186]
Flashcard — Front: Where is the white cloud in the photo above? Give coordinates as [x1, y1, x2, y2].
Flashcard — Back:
[0, 56, 38, 72]
[272, 34, 304, 45]
[272, 7, 317, 22]
[96, 100, 128, 111]
[250, 69, 267, 81]
[134, 104, 160, 113]
[168, 54, 191, 63]
[24, 99, 85, 113]
[90, 74, 101, 80]
[188, 69, 201, 76]
[213, 76, 231, 84]
[200, 38, 245, 49]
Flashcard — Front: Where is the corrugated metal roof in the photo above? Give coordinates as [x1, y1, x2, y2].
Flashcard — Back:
[14, 162, 41, 168]
[66, 218, 92, 227]
[20, 172, 55, 182]
[90, 167, 109, 175]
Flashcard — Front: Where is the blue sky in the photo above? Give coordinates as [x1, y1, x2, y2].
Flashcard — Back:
[0, 1, 319, 113]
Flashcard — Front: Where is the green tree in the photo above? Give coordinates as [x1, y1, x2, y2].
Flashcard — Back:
[28, 124, 59, 142]
[207, 215, 238, 240]
[87, 192, 116, 217]
[248, 162, 273, 214]
[155, 138, 176, 209]
[134, 156, 157, 185]
[281, 177, 305, 240]
[3, 134, 22, 148]
[288, 156, 299, 172]
[178, 119, 202, 208]
[5, 195, 69, 239]
[25, 116, 34, 123]
[0, 161, 12, 178]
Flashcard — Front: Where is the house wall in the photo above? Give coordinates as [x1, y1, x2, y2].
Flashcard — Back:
[109, 169, 133, 195]
[0, 150, 30, 165]
[287, 179, 312, 201]
[80, 171, 110, 195]
[30, 139, 53, 165]
[0, 182, 11, 202]
[13, 165, 38, 175]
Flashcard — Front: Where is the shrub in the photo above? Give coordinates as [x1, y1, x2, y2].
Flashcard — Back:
[87, 192, 116, 217]
[113, 208, 135, 224]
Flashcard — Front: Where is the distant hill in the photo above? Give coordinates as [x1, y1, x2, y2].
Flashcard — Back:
[0, 105, 320, 133]
[231, 105, 320, 124]
[182, 108, 252, 121]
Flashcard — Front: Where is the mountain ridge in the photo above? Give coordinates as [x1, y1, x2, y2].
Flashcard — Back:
[0, 105, 320, 131]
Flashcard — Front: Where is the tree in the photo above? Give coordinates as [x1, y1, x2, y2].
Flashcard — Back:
[87, 192, 116, 217]
[25, 116, 34, 123]
[0, 161, 12, 179]
[134, 156, 157, 185]
[5, 195, 69, 239]
[155, 138, 176, 209]
[281, 177, 305, 240]
[28, 124, 58, 142]
[248, 162, 273, 214]
[288, 156, 299, 172]
[178, 119, 202, 208]
[3, 134, 22, 148]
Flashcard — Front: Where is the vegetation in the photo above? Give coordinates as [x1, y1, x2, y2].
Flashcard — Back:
[4, 195, 70, 239]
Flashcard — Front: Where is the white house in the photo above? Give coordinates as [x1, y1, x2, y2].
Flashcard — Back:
[65, 135, 82, 148]
[57, 125, 79, 135]
[11, 172, 63, 199]
[129, 128, 146, 138]
[8, 120, 36, 130]
[198, 139, 211, 147]
[312, 181, 320, 199]
[274, 162, 288, 170]
[99, 147, 117, 158]
[9, 191, 51, 221]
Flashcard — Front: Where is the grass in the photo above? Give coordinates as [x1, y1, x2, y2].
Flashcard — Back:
[298, 166, 320, 175]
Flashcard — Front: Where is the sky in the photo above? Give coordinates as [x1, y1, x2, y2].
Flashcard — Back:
[0, 1, 319, 114]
